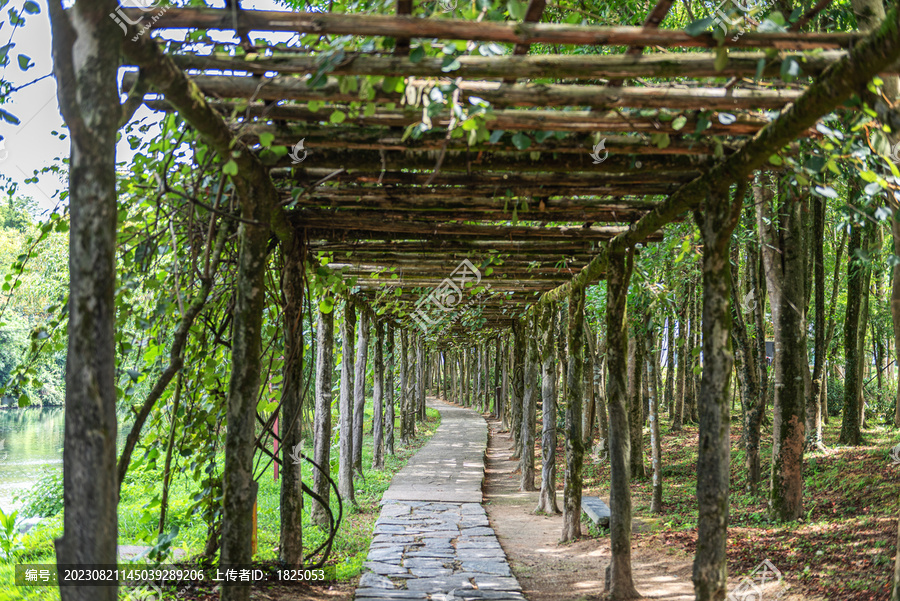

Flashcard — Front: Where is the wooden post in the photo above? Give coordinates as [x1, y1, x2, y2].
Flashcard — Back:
[561, 284, 585, 542]
[520, 310, 538, 491]
[536, 301, 560, 514]
[273, 416, 279, 482]
[692, 183, 742, 600]
[311, 307, 334, 526]
[338, 300, 356, 504]
[605, 248, 640, 599]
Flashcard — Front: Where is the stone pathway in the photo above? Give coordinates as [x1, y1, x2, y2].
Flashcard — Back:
[354, 399, 526, 601]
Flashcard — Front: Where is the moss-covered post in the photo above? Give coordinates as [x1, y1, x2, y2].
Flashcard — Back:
[385, 324, 396, 455]
[338, 300, 356, 505]
[352, 306, 370, 478]
[605, 249, 640, 599]
[561, 284, 585, 542]
[279, 234, 304, 566]
[520, 310, 538, 491]
[311, 306, 334, 526]
[692, 183, 742, 601]
[510, 321, 525, 459]
[373, 320, 385, 470]
[536, 301, 561, 514]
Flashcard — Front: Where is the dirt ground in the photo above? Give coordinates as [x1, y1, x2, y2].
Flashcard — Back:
[482, 414, 696, 601]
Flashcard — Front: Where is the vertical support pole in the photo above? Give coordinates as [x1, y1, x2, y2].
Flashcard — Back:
[536, 301, 560, 514]
[693, 184, 742, 601]
[338, 300, 356, 504]
[605, 248, 640, 599]
[352, 306, 369, 478]
[521, 310, 538, 491]
[373, 320, 385, 470]
[311, 306, 334, 526]
[561, 284, 585, 542]
[386, 324, 395, 456]
[510, 322, 525, 459]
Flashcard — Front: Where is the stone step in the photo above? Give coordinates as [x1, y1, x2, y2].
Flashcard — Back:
[581, 495, 611, 527]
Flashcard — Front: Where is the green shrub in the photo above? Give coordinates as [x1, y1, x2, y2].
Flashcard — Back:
[826, 376, 844, 417]
[15, 468, 63, 518]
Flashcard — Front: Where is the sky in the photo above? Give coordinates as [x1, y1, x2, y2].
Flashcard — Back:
[0, 0, 287, 214]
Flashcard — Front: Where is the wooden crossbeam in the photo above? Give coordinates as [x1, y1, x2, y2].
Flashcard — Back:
[296, 207, 648, 223]
[292, 186, 675, 201]
[243, 124, 732, 156]
[277, 168, 698, 187]
[609, 0, 676, 86]
[168, 50, 876, 81]
[127, 8, 856, 49]
[144, 99, 774, 136]
[309, 239, 604, 254]
[297, 216, 655, 240]
[123, 73, 803, 111]
[269, 148, 711, 174]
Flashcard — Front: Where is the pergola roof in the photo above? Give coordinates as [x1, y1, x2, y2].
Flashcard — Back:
[119, 2, 900, 336]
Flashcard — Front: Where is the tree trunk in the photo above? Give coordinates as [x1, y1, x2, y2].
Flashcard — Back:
[279, 234, 305, 566]
[605, 249, 641, 599]
[757, 179, 806, 522]
[673, 299, 687, 431]
[352, 307, 369, 479]
[386, 325, 396, 455]
[501, 335, 510, 429]
[689, 279, 701, 423]
[692, 185, 741, 601]
[521, 311, 539, 491]
[840, 217, 865, 445]
[536, 301, 561, 514]
[373, 320, 385, 470]
[311, 307, 334, 526]
[49, 3, 121, 599]
[511, 321, 526, 459]
[628, 330, 646, 479]
[731, 225, 763, 495]
[400, 329, 411, 444]
[665, 316, 676, 416]
[495, 337, 502, 417]
[809, 196, 826, 449]
[648, 325, 663, 515]
[561, 284, 585, 543]
[339, 301, 356, 504]
[417, 333, 426, 421]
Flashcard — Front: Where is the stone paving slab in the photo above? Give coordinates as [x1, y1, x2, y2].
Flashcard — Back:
[354, 398, 525, 601]
[581, 495, 611, 527]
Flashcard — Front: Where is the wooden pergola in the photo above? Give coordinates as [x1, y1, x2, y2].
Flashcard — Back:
[108, 1, 900, 598]
[116, 2, 899, 333]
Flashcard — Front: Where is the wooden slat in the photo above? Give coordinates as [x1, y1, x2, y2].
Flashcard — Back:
[128, 8, 857, 49]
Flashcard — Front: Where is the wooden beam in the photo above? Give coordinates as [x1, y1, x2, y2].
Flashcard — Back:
[540, 0, 900, 305]
[167, 50, 877, 81]
[129, 7, 857, 49]
[609, 0, 676, 86]
[291, 205, 654, 223]
[293, 187, 674, 202]
[244, 124, 732, 156]
[278, 168, 697, 187]
[269, 148, 711, 174]
[144, 99, 774, 136]
[295, 214, 663, 240]
[123, 72, 805, 111]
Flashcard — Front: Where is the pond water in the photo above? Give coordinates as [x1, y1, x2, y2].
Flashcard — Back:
[0, 407, 131, 513]
[0, 407, 65, 512]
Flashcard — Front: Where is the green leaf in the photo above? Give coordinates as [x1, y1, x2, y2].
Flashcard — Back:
[0, 107, 20, 125]
[755, 58, 766, 80]
[714, 47, 728, 72]
[222, 159, 238, 176]
[441, 57, 461, 72]
[16, 54, 32, 71]
[258, 131, 275, 148]
[685, 17, 715, 36]
[307, 99, 322, 112]
[511, 132, 531, 150]
[489, 130, 504, 144]
[22, 1, 39, 13]
[780, 56, 800, 82]
[768, 154, 783, 166]
[507, 0, 526, 19]
[409, 46, 425, 63]
[672, 115, 687, 131]
[329, 110, 347, 124]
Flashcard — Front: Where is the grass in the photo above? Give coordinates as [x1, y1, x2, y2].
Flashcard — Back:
[0, 402, 441, 600]
[562, 403, 900, 600]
